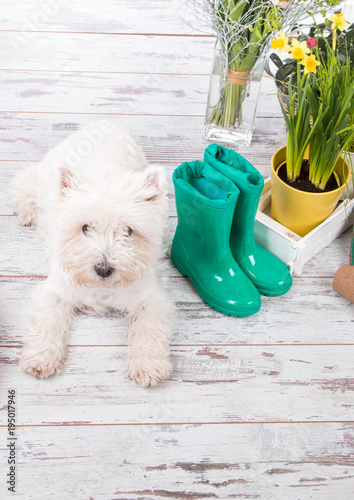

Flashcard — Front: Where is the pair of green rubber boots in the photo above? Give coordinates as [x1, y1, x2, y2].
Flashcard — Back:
[171, 144, 292, 317]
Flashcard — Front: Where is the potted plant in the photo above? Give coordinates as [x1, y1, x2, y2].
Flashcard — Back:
[270, 13, 354, 237]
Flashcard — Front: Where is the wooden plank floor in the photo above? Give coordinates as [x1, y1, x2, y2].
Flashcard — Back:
[1, 1, 354, 499]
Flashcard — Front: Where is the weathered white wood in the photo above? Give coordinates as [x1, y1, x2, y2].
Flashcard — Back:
[0, 110, 285, 165]
[0, 422, 354, 499]
[0, 69, 280, 117]
[0, 273, 353, 347]
[1, 215, 352, 278]
[1, 345, 354, 425]
[255, 180, 354, 276]
[0, 70, 209, 115]
[1, 0, 201, 35]
[1, 0, 354, 496]
[0, 31, 215, 74]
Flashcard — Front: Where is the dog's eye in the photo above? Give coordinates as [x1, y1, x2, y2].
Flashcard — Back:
[82, 224, 90, 235]
[126, 226, 133, 237]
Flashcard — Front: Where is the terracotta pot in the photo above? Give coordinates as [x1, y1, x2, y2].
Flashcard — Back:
[270, 146, 351, 237]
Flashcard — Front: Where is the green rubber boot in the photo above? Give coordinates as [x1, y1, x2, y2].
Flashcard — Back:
[204, 144, 292, 296]
[171, 160, 261, 317]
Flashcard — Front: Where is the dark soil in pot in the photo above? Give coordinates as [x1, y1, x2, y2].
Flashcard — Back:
[278, 161, 339, 194]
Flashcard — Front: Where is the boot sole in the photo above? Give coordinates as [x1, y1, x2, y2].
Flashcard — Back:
[254, 280, 293, 297]
[171, 253, 261, 318]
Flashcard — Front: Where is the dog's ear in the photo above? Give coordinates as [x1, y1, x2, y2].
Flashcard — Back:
[59, 167, 82, 193]
[141, 166, 166, 202]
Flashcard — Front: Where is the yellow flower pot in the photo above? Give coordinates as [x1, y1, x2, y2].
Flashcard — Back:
[270, 146, 351, 237]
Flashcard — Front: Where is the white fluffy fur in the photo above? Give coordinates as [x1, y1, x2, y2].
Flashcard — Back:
[13, 120, 175, 387]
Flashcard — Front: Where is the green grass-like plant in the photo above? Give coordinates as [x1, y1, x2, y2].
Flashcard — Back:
[279, 64, 328, 183]
[308, 39, 354, 189]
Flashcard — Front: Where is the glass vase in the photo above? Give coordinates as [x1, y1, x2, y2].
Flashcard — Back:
[204, 42, 266, 147]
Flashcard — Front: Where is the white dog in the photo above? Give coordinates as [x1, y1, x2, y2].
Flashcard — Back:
[12, 120, 174, 387]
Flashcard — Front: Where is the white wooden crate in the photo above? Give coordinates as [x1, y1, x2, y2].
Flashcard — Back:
[255, 178, 354, 276]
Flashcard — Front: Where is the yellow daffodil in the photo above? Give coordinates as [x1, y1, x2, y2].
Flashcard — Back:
[329, 13, 350, 32]
[300, 54, 321, 75]
[289, 39, 311, 60]
[271, 32, 290, 54]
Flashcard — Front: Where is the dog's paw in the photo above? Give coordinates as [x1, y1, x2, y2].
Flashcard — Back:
[128, 354, 172, 387]
[19, 345, 65, 378]
[13, 194, 37, 227]
[14, 209, 34, 227]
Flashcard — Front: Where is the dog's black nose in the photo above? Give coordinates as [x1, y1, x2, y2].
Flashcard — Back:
[94, 263, 115, 279]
